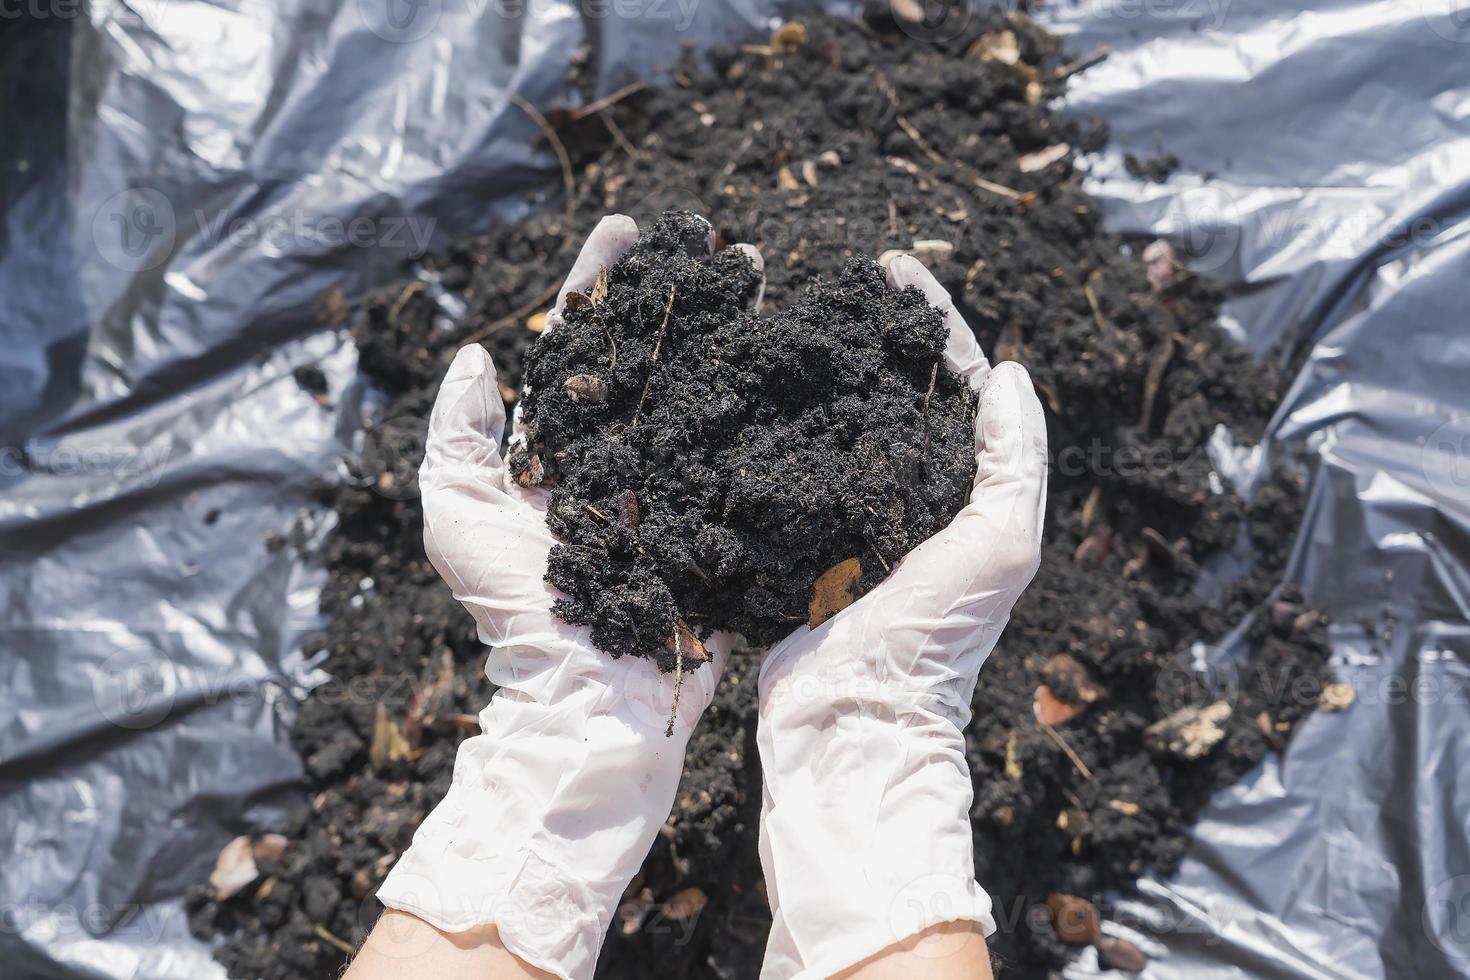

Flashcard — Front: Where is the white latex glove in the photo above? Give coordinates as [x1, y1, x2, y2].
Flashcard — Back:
[756, 255, 1048, 978]
[376, 215, 749, 979]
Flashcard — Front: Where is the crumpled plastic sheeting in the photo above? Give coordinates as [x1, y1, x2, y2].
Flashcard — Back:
[3, 0, 1468, 977]
[1044, 0, 1470, 976]
[1, 1, 585, 976]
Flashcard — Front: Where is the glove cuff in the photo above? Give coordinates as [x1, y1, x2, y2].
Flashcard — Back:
[377, 814, 619, 979]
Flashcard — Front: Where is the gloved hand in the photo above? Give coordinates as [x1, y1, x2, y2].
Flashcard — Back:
[375, 215, 758, 979]
[755, 254, 1048, 978]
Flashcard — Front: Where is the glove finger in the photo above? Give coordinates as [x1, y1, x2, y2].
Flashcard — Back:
[733, 242, 766, 310]
[421, 344, 511, 498]
[885, 253, 990, 392]
[546, 213, 640, 331]
[955, 360, 1047, 585]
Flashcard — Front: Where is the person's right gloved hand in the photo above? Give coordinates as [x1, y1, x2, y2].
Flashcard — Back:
[755, 254, 1048, 979]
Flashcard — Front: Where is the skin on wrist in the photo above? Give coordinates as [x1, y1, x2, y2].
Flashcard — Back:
[345, 910, 555, 980]
[835, 919, 995, 980]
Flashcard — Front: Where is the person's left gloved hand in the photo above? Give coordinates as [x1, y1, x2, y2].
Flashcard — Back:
[376, 215, 760, 979]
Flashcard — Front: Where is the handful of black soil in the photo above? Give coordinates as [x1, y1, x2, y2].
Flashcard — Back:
[511, 210, 977, 669]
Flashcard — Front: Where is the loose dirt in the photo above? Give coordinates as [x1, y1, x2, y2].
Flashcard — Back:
[189, 8, 1331, 978]
[515, 210, 976, 669]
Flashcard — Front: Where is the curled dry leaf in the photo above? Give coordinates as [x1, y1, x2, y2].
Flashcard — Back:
[664, 886, 708, 922]
[808, 557, 863, 628]
[617, 488, 641, 528]
[1018, 143, 1070, 173]
[665, 619, 708, 663]
[1144, 701, 1231, 759]
[1041, 654, 1105, 704]
[1319, 682, 1355, 712]
[565, 373, 610, 404]
[563, 290, 592, 312]
[969, 30, 1020, 66]
[1034, 684, 1084, 725]
[1097, 935, 1149, 973]
[1046, 893, 1101, 944]
[1073, 526, 1111, 565]
[516, 453, 544, 488]
[1142, 238, 1176, 292]
[589, 266, 609, 306]
[210, 836, 261, 901]
[772, 22, 808, 54]
[252, 833, 288, 864]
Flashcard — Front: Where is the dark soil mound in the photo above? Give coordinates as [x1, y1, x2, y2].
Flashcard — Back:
[189, 8, 1331, 979]
[515, 210, 976, 667]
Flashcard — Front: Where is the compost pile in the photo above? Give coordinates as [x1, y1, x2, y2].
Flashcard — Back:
[189, 7, 1334, 978]
[514, 210, 977, 667]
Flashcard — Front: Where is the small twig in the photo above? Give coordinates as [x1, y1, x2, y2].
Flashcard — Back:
[509, 92, 576, 227]
[1053, 44, 1111, 80]
[869, 540, 891, 573]
[970, 175, 1027, 202]
[921, 362, 939, 418]
[665, 643, 684, 738]
[387, 280, 426, 323]
[313, 925, 356, 956]
[602, 115, 639, 158]
[564, 81, 648, 123]
[1084, 282, 1108, 332]
[632, 284, 676, 426]
[604, 324, 618, 369]
[1038, 720, 1093, 780]
[463, 282, 559, 343]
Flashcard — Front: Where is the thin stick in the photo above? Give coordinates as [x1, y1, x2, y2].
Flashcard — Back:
[632, 284, 676, 426]
[602, 115, 638, 158]
[921, 362, 938, 417]
[1084, 282, 1108, 332]
[313, 925, 355, 956]
[509, 92, 575, 227]
[665, 643, 684, 738]
[463, 282, 558, 343]
[1039, 720, 1093, 780]
[565, 81, 649, 123]
[970, 175, 1027, 202]
[387, 280, 426, 323]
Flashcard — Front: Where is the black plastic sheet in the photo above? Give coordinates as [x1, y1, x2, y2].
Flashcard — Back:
[2, 1, 1468, 977]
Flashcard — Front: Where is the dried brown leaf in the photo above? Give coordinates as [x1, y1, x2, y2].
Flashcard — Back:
[772, 22, 808, 54]
[808, 557, 863, 628]
[589, 266, 609, 305]
[209, 836, 260, 900]
[664, 620, 708, 663]
[1033, 684, 1084, 725]
[665, 886, 708, 922]
[1046, 893, 1101, 944]
[565, 373, 609, 404]
[1097, 936, 1149, 973]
